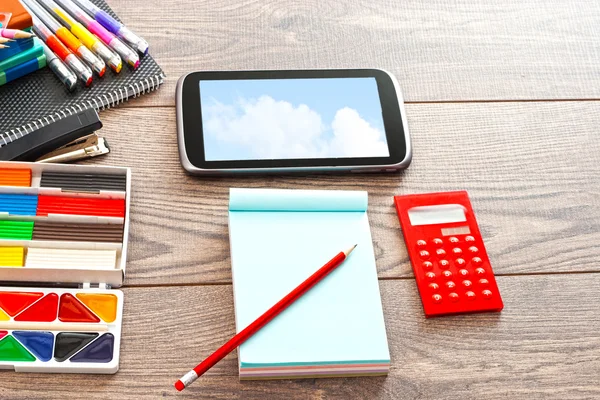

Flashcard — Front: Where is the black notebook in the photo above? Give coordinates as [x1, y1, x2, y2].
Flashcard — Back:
[0, 0, 164, 146]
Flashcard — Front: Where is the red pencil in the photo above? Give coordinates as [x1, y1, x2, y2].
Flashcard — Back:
[174, 244, 358, 391]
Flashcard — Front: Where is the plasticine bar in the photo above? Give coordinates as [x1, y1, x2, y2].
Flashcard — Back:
[40, 172, 126, 192]
[0, 169, 32, 187]
[36, 196, 125, 218]
[0, 194, 38, 216]
[0, 221, 34, 240]
[32, 221, 124, 243]
[0, 247, 25, 267]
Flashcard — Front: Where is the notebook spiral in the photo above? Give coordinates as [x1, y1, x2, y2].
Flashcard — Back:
[1, 74, 164, 146]
[0, 0, 164, 146]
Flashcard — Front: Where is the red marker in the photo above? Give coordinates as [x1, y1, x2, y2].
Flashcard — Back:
[174, 244, 357, 391]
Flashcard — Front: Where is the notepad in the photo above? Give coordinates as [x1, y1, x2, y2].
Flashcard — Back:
[228, 188, 390, 380]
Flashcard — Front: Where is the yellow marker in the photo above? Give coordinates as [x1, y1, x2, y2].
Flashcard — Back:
[0, 247, 25, 267]
[76, 293, 118, 323]
[53, 7, 122, 73]
[0, 308, 9, 321]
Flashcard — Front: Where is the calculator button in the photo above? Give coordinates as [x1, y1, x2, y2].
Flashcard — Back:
[475, 268, 486, 276]
[462, 280, 472, 288]
[458, 269, 469, 277]
[428, 283, 440, 291]
[479, 278, 489, 287]
[416, 240, 427, 248]
[432, 238, 443, 247]
[422, 261, 434, 270]
[442, 270, 453, 280]
[452, 247, 463, 255]
[482, 290, 493, 299]
[448, 292, 459, 302]
[472, 257, 483, 266]
[449, 237, 459, 243]
[455, 258, 466, 267]
[432, 294, 442, 304]
[468, 246, 479, 254]
[465, 236, 475, 242]
[435, 249, 447, 257]
[439, 260, 450, 269]
[445, 281, 456, 289]
[465, 291, 476, 300]
[419, 250, 430, 259]
[425, 272, 436, 281]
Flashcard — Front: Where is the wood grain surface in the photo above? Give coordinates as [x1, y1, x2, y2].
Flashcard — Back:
[78, 101, 600, 286]
[2, 0, 600, 398]
[103, 0, 600, 106]
[2, 275, 599, 399]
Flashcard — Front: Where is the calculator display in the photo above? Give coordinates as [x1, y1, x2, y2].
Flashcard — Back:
[407, 204, 467, 226]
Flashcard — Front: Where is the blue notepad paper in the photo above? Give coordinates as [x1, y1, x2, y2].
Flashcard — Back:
[229, 188, 390, 380]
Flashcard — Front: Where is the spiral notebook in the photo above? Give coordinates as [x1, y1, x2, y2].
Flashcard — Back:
[0, 0, 164, 146]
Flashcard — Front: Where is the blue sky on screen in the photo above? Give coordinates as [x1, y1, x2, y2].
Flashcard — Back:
[200, 78, 390, 161]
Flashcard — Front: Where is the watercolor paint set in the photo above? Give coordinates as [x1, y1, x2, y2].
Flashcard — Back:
[0, 161, 130, 373]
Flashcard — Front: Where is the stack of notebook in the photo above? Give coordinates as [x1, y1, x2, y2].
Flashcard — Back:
[0, 1, 46, 86]
[229, 189, 391, 380]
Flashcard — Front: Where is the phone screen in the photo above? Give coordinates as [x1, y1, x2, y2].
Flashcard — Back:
[199, 78, 390, 161]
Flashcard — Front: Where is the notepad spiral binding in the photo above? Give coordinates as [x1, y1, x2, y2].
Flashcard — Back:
[0, 74, 164, 147]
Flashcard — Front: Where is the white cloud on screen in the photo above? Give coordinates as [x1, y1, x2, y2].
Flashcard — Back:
[203, 95, 389, 160]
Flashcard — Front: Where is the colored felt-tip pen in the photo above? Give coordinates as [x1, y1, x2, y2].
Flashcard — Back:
[72, 0, 148, 55]
[0, 28, 33, 39]
[21, 0, 105, 77]
[55, 0, 139, 69]
[40, 40, 77, 91]
[38, 0, 122, 73]
[31, 20, 92, 86]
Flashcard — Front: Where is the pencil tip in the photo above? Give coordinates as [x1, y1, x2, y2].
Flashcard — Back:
[344, 244, 357, 257]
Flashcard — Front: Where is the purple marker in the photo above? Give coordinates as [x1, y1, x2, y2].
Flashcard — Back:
[71, 0, 149, 55]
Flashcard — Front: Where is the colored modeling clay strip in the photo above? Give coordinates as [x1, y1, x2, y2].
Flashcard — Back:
[0, 169, 32, 186]
[0, 247, 25, 267]
[0, 193, 38, 215]
[36, 195, 126, 218]
[40, 172, 127, 192]
[0, 221, 34, 240]
[32, 221, 124, 243]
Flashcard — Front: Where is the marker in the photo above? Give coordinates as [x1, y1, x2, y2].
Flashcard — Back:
[0, 28, 33, 39]
[38, 0, 122, 73]
[31, 19, 92, 86]
[56, 0, 139, 69]
[21, 0, 105, 77]
[41, 41, 77, 91]
[72, 0, 148, 55]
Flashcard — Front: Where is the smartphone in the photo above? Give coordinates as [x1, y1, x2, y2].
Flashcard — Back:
[176, 69, 412, 175]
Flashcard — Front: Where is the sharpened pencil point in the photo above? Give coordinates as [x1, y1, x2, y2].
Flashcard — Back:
[344, 244, 357, 257]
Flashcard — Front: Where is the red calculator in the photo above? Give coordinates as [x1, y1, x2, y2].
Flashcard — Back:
[394, 191, 503, 317]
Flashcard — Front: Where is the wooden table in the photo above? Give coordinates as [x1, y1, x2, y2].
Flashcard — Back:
[4, 1, 600, 398]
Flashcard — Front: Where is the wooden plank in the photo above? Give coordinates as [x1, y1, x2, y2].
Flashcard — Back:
[87, 101, 600, 285]
[104, 0, 600, 106]
[2, 275, 599, 399]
